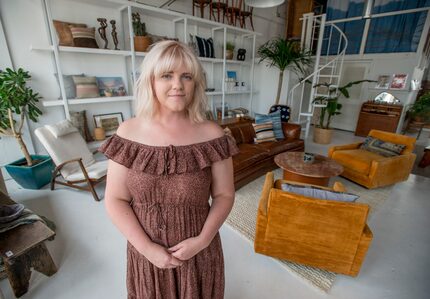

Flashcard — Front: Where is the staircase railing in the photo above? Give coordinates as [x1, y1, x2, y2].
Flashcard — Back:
[288, 13, 348, 138]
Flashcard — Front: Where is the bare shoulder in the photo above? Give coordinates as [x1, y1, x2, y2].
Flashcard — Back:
[197, 120, 224, 141]
[115, 117, 143, 139]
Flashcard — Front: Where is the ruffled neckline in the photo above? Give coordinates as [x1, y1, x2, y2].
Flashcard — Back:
[98, 133, 239, 175]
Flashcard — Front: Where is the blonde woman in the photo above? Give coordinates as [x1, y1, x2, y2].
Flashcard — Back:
[99, 40, 238, 299]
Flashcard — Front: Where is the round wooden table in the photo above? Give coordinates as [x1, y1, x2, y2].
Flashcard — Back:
[274, 152, 344, 187]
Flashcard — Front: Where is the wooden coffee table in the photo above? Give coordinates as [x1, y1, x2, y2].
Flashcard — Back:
[274, 152, 344, 187]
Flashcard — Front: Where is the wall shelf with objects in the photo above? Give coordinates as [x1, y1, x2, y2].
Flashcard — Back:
[37, 0, 259, 132]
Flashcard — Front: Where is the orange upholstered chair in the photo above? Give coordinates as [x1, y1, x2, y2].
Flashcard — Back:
[255, 172, 372, 276]
[329, 130, 416, 189]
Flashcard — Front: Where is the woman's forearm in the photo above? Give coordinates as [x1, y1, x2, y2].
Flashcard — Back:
[105, 197, 153, 253]
[198, 195, 234, 247]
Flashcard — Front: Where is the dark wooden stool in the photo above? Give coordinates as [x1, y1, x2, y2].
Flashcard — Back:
[0, 193, 57, 298]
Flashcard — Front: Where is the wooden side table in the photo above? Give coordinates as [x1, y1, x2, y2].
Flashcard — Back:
[274, 152, 344, 187]
[0, 192, 57, 298]
[419, 146, 430, 168]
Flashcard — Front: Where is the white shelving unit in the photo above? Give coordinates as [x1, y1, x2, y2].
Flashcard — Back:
[37, 0, 259, 120]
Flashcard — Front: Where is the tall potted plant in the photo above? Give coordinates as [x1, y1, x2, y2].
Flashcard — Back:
[0, 68, 54, 189]
[132, 12, 152, 52]
[407, 91, 430, 123]
[312, 80, 374, 144]
[258, 38, 311, 105]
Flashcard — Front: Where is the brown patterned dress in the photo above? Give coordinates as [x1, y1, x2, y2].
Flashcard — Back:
[99, 134, 239, 299]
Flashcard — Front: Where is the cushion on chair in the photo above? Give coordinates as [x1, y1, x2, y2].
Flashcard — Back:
[331, 149, 385, 175]
[269, 105, 290, 122]
[281, 183, 359, 202]
[360, 136, 406, 157]
[255, 110, 284, 140]
[45, 120, 78, 138]
[63, 160, 108, 181]
[34, 126, 95, 179]
[369, 129, 416, 154]
[257, 139, 304, 155]
[252, 122, 276, 143]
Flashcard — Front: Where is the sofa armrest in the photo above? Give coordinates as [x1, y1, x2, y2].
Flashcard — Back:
[328, 142, 363, 158]
[368, 153, 416, 184]
[281, 123, 301, 139]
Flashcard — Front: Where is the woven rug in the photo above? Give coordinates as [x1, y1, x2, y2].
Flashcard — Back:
[225, 168, 393, 292]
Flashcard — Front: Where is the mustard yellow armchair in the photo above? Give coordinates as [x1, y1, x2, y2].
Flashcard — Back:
[255, 172, 372, 276]
[328, 130, 416, 189]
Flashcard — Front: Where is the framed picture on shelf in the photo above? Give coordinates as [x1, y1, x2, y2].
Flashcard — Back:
[226, 71, 237, 81]
[93, 112, 124, 136]
[390, 74, 408, 89]
[375, 75, 391, 89]
[96, 77, 127, 97]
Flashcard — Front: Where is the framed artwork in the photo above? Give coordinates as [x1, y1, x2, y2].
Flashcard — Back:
[96, 77, 127, 97]
[226, 71, 237, 81]
[390, 74, 408, 89]
[375, 75, 391, 89]
[93, 112, 124, 136]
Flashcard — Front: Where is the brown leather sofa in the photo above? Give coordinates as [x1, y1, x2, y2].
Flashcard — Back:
[222, 120, 304, 189]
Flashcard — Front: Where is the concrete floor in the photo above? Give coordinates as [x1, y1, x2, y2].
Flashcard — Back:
[1, 129, 430, 299]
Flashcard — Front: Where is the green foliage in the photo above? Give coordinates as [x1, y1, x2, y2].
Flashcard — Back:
[226, 42, 235, 51]
[313, 80, 375, 129]
[132, 12, 147, 36]
[257, 38, 312, 105]
[408, 92, 430, 121]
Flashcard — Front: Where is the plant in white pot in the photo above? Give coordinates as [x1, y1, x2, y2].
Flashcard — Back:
[0, 68, 54, 189]
[312, 80, 374, 144]
[132, 12, 152, 52]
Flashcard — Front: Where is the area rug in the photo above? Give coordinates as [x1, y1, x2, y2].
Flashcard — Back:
[225, 168, 393, 292]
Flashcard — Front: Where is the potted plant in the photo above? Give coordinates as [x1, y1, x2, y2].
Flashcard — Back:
[132, 12, 152, 52]
[312, 80, 374, 144]
[0, 68, 54, 189]
[407, 91, 430, 123]
[258, 38, 312, 105]
[225, 42, 235, 60]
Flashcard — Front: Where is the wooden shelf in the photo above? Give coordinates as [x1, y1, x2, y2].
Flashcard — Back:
[42, 96, 134, 107]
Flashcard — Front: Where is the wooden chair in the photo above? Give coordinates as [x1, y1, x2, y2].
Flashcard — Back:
[34, 120, 107, 201]
[238, 1, 254, 30]
[224, 0, 243, 27]
[210, 0, 228, 23]
[193, 0, 211, 18]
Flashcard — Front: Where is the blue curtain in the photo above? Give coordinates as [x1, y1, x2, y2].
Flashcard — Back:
[365, 11, 427, 53]
[322, 20, 365, 55]
[372, 0, 430, 14]
[327, 0, 365, 21]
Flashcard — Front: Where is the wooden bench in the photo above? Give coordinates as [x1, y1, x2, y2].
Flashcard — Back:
[0, 192, 57, 298]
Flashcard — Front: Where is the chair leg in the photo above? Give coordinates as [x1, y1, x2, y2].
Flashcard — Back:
[50, 176, 56, 191]
[87, 180, 100, 201]
[249, 15, 254, 31]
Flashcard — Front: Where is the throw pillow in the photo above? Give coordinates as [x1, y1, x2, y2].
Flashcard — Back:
[255, 110, 284, 140]
[54, 73, 85, 99]
[53, 20, 87, 46]
[69, 110, 93, 142]
[269, 105, 290, 122]
[252, 122, 276, 143]
[46, 120, 78, 138]
[70, 27, 99, 48]
[72, 76, 99, 99]
[360, 136, 406, 157]
[194, 35, 215, 58]
[281, 183, 359, 202]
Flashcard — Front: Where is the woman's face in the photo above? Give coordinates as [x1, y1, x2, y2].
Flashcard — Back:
[153, 64, 195, 115]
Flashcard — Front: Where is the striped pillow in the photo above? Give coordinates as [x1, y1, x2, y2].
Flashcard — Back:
[255, 110, 284, 139]
[72, 76, 99, 99]
[195, 35, 215, 58]
[70, 27, 99, 48]
[252, 122, 276, 143]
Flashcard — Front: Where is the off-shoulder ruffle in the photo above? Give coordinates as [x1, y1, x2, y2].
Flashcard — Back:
[98, 134, 239, 175]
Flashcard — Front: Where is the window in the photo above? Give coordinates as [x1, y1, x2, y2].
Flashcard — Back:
[326, 0, 365, 20]
[322, 20, 366, 55]
[372, 0, 430, 14]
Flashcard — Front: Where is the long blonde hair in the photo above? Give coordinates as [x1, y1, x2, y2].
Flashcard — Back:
[134, 40, 207, 122]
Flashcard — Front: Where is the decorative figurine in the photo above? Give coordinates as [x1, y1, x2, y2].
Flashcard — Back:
[237, 48, 246, 61]
[97, 18, 108, 49]
[110, 19, 119, 50]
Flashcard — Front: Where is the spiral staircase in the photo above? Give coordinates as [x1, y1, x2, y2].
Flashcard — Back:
[288, 13, 348, 138]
